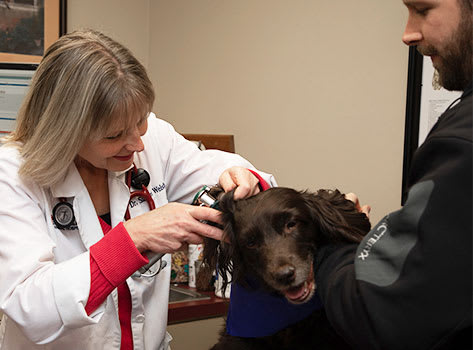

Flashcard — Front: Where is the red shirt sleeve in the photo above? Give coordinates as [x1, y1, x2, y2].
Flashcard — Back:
[85, 221, 148, 315]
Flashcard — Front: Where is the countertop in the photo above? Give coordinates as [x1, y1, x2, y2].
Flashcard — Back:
[167, 285, 229, 324]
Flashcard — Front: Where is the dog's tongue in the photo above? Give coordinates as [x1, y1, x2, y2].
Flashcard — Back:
[284, 284, 306, 301]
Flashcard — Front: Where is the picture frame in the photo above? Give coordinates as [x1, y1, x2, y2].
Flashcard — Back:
[401, 47, 461, 204]
[0, 62, 38, 136]
[402, 47, 423, 204]
[0, 0, 67, 64]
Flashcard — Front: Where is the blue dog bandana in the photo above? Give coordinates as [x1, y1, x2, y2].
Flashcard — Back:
[226, 278, 323, 338]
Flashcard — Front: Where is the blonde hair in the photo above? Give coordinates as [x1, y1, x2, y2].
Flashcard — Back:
[5, 29, 155, 187]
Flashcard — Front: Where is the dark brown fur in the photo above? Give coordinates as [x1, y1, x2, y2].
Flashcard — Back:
[203, 187, 371, 350]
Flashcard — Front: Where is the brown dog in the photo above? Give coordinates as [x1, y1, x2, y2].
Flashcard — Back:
[203, 187, 371, 350]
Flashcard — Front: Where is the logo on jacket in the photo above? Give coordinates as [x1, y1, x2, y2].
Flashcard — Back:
[357, 222, 387, 261]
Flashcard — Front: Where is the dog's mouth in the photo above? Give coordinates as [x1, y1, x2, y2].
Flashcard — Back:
[282, 265, 315, 304]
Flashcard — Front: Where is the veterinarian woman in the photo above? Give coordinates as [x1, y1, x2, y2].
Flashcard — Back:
[0, 29, 275, 350]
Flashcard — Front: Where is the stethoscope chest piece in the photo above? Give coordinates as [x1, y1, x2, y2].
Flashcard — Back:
[131, 168, 150, 189]
[52, 201, 76, 229]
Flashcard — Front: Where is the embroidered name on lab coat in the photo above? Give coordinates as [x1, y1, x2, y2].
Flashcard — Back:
[129, 182, 166, 208]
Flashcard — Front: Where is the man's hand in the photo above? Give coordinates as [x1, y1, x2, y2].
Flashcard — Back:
[345, 192, 371, 218]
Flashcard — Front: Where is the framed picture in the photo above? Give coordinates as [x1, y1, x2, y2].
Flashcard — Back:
[401, 47, 461, 203]
[0, 0, 67, 64]
[0, 0, 65, 137]
[0, 62, 38, 136]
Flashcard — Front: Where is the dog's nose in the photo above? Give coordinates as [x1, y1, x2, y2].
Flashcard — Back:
[274, 265, 296, 285]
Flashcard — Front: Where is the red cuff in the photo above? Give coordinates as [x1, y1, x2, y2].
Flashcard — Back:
[90, 222, 148, 287]
[248, 169, 271, 191]
[85, 256, 115, 315]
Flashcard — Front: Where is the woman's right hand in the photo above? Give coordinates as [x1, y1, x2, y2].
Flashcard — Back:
[123, 202, 223, 254]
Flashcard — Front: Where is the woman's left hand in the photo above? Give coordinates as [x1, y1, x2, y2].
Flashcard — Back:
[219, 166, 260, 200]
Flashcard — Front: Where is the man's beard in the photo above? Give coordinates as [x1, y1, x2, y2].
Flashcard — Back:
[418, 12, 473, 91]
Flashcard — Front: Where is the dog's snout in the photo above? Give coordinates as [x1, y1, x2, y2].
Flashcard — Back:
[274, 265, 296, 285]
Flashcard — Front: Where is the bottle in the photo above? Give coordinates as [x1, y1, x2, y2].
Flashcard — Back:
[188, 244, 203, 288]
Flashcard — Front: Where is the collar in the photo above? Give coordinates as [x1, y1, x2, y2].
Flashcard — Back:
[49, 162, 133, 248]
[50, 163, 134, 199]
[50, 163, 85, 198]
[226, 279, 323, 338]
[113, 163, 134, 177]
[461, 80, 472, 98]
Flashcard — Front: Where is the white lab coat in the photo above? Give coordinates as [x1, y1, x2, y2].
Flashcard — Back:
[0, 115, 276, 350]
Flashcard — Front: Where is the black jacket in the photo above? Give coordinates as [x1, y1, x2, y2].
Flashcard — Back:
[315, 82, 472, 349]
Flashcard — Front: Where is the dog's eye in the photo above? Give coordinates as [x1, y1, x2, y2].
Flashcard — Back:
[286, 221, 297, 230]
[246, 235, 257, 248]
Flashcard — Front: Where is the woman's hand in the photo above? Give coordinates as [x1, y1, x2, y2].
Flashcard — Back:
[124, 203, 223, 253]
[219, 166, 260, 200]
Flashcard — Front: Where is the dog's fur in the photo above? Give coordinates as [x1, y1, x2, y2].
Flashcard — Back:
[203, 187, 371, 350]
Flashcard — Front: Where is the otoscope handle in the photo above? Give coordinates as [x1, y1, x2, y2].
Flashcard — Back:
[133, 253, 165, 278]
[141, 253, 164, 272]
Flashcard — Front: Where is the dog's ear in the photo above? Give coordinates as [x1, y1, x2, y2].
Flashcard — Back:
[202, 237, 220, 272]
[203, 189, 241, 293]
[301, 189, 370, 244]
[201, 185, 226, 272]
[218, 188, 237, 216]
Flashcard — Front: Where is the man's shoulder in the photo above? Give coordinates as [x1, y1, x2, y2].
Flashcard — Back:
[432, 92, 472, 143]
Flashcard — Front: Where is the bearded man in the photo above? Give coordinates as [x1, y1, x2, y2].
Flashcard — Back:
[313, 1, 472, 349]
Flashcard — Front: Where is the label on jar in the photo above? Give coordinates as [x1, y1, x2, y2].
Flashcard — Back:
[188, 244, 203, 287]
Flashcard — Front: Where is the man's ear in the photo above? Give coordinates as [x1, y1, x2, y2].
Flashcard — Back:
[301, 189, 370, 244]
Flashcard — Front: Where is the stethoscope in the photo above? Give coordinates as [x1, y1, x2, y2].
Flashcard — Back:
[52, 164, 166, 278]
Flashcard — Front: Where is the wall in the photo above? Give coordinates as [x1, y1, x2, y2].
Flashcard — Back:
[67, 0, 150, 68]
[148, 0, 408, 223]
